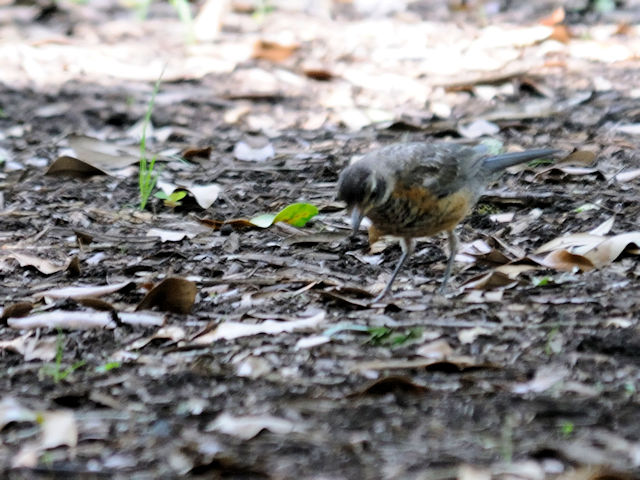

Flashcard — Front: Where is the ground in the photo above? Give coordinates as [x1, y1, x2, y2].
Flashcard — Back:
[1, 1, 640, 479]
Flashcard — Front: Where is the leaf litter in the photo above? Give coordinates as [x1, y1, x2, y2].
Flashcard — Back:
[2, 1, 640, 478]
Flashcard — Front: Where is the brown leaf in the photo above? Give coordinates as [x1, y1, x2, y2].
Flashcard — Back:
[416, 339, 454, 360]
[549, 25, 572, 43]
[252, 40, 299, 62]
[351, 356, 490, 373]
[583, 232, 640, 268]
[303, 68, 334, 81]
[6, 252, 69, 275]
[181, 145, 212, 161]
[536, 250, 595, 272]
[1, 302, 34, 321]
[351, 375, 429, 396]
[45, 155, 107, 178]
[540, 6, 565, 26]
[462, 270, 520, 290]
[559, 150, 598, 166]
[136, 277, 198, 314]
[534, 233, 604, 254]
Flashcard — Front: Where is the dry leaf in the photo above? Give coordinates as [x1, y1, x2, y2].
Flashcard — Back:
[535, 233, 605, 255]
[416, 339, 454, 360]
[589, 217, 615, 236]
[6, 252, 69, 275]
[66, 135, 140, 173]
[462, 290, 504, 303]
[37, 281, 134, 300]
[207, 412, 299, 440]
[457, 119, 500, 139]
[156, 182, 221, 209]
[233, 137, 275, 162]
[540, 6, 565, 26]
[146, 228, 194, 242]
[353, 376, 429, 396]
[0, 397, 37, 430]
[8, 311, 115, 330]
[512, 365, 568, 394]
[253, 40, 299, 62]
[462, 270, 519, 290]
[193, 0, 228, 42]
[1, 302, 34, 321]
[0, 333, 58, 361]
[582, 232, 640, 268]
[458, 327, 493, 344]
[45, 155, 107, 177]
[192, 310, 324, 344]
[303, 68, 334, 81]
[40, 410, 78, 449]
[136, 277, 198, 314]
[181, 145, 212, 160]
[536, 250, 595, 272]
[614, 168, 640, 183]
[351, 356, 484, 373]
[549, 24, 572, 43]
[127, 326, 186, 350]
[117, 312, 165, 327]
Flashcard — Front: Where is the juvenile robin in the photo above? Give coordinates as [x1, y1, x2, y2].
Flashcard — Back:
[337, 142, 560, 302]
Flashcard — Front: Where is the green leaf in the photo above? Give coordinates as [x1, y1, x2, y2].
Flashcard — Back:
[532, 276, 551, 287]
[249, 203, 319, 228]
[273, 203, 319, 227]
[95, 361, 121, 373]
[480, 138, 503, 156]
[560, 420, 574, 437]
[574, 203, 599, 213]
[249, 213, 277, 228]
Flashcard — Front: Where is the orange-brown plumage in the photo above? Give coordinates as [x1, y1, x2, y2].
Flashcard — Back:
[337, 141, 560, 302]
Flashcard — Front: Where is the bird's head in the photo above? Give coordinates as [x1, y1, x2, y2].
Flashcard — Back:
[336, 162, 389, 235]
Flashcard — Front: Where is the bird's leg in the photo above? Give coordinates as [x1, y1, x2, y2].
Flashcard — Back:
[371, 238, 414, 303]
[438, 230, 459, 294]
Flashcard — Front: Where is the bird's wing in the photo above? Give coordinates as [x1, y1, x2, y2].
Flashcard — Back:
[390, 143, 484, 199]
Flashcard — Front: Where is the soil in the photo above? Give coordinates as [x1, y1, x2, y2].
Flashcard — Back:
[1, 1, 640, 479]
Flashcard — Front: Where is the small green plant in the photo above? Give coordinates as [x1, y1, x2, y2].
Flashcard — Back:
[574, 203, 600, 213]
[0, 107, 6, 118]
[95, 361, 121, 373]
[476, 203, 499, 215]
[127, 0, 194, 40]
[169, 0, 194, 38]
[366, 326, 423, 346]
[624, 381, 636, 396]
[138, 73, 163, 210]
[560, 420, 574, 438]
[532, 276, 552, 287]
[544, 327, 560, 356]
[366, 326, 391, 345]
[528, 158, 554, 168]
[39, 330, 86, 383]
[500, 415, 514, 463]
[253, 0, 274, 22]
[155, 190, 187, 208]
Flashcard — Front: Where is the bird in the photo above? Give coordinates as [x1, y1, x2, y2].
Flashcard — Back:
[336, 141, 560, 302]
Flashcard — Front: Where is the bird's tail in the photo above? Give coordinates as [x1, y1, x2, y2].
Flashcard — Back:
[482, 148, 561, 173]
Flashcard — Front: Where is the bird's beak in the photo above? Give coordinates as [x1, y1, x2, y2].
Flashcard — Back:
[350, 207, 363, 236]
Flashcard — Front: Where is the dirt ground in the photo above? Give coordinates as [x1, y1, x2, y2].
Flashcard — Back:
[2, 1, 640, 479]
